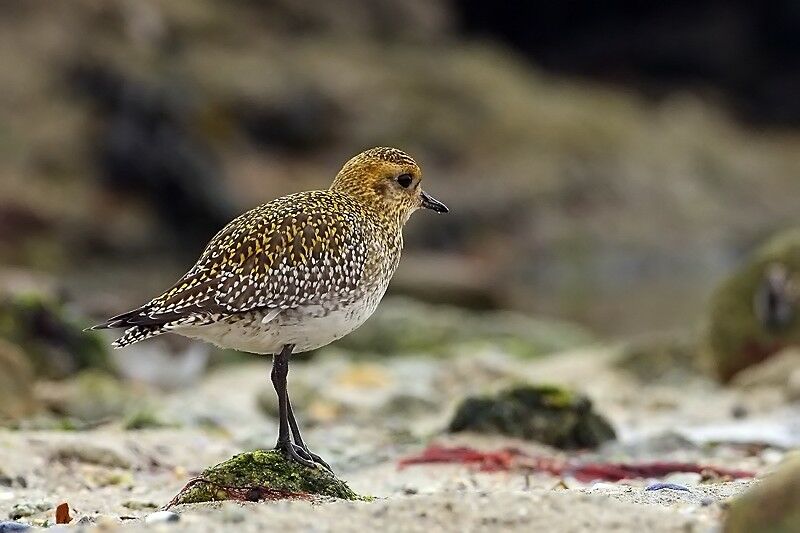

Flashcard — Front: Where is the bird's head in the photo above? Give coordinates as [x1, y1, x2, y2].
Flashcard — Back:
[331, 147, 448, 224]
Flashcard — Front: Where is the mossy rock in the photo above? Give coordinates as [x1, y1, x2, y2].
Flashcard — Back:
[331, 297, 593, 359]
[170, 450, 363, 505]
[724, 455, 800, 533]
[0, 338, 38, 421]
[706, 229, 800, 382]
[36, 369, 142, 424]
[448, 384, 616, 449]
[0, 292, 110, 379]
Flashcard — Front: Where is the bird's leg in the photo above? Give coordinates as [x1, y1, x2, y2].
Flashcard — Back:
[271, 344, 315, 468]
[287, 398, 332, 472]
[271, 344, 332, 470]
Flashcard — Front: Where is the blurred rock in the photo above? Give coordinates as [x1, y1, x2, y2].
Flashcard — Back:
[169, 450, 361, 505]
[8, 501, 51, 520]
[35, 370, 143, 424]
[49, 442, 132, 469]
[331, 297, 593, 358]
[732, 348, 800, 401]
[706, 229, 800, 382]
[68, 61, 236, 250]
[0, 339, 37, 421]
[724, 454, 800, 533]
[615, 334, 707, 384]
[0, 293, 110, 379]
[448, 384, 616, 449]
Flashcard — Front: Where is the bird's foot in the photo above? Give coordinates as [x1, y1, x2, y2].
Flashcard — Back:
[274, 440, 333, 472]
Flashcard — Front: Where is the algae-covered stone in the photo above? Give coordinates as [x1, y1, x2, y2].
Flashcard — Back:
[0, 339, 37, 421]
[170, 450, 362, 505]
[448, 384, 616, 449]
[706, 230, 800, 382]
[0, 293, 110, 379]
[724, 455, 800, 533]
[332, 297, 593, 358]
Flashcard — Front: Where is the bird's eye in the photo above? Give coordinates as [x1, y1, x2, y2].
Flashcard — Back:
[397, 174, 413, 188]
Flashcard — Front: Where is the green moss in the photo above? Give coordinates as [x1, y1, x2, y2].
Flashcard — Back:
[448, 384, 615, 449]
[170, 450, 365, 505]
[724, 455, 800, 533]
[0, 292, 110, 379]
[706, 229, 800, 382]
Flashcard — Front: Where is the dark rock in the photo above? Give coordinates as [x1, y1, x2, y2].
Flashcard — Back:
[724, 455, 800, 533]
[68, 62, 236, 250]
[0, 339, 37, 421]
[0, 293, 110, 380]
[168, 450, 364, 505]
[706, 229, 800, 382]
[448, 384, 616, 449]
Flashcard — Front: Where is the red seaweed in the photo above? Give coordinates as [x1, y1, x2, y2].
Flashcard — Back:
[398, 444, 756, 482]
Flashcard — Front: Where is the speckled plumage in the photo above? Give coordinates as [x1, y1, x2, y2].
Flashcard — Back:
[94, 147, 446, 355]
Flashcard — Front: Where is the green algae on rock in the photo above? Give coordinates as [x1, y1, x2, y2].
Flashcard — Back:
[448, 384, 616, 449]
[169, 450, 362, 506]
[706, 229, 800, 382]
[724, 454, 800, 533]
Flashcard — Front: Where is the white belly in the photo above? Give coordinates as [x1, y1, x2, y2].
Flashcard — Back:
[175, 290, 384, 355]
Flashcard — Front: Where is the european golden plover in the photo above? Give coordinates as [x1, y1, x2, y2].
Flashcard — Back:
[92, 147, 448, 469]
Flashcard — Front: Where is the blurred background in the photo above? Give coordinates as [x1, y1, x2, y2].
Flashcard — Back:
[0, 1, 799, 525]
[2, 0, 800, 335]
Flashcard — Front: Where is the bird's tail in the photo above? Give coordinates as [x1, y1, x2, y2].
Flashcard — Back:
[111, 325, 169, 349]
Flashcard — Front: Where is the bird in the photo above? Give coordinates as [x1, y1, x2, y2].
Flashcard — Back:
[91, 146, 448, 470]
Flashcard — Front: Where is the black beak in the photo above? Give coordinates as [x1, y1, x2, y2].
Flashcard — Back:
[421, 190, 449, 213]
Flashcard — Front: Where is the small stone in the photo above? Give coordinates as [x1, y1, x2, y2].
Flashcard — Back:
[144, 511, 180, 525]
[0, 522, 30, 532]
[122, 500, 158, 511]
[645, 482, 691, 492]
[8, 501, 52, 520]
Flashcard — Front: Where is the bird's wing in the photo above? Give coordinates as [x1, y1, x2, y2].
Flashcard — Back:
[96, 191, 369, 329]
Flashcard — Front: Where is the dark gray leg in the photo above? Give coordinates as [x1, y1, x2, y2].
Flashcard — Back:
[287, 398, 332, 471]
[271, 344, 331, 470]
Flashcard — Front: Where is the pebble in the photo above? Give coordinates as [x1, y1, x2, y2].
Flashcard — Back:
[0, 522, 29, 532]
[8, 502, 52, 520]
[144, 511, 180, 525]
[645, 482, 691, 492]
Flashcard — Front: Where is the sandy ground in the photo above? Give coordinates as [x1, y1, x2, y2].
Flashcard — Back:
[0, 347, 795, 532]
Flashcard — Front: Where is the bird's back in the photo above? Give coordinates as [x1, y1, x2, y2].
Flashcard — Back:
[97, 189, 400, 349]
